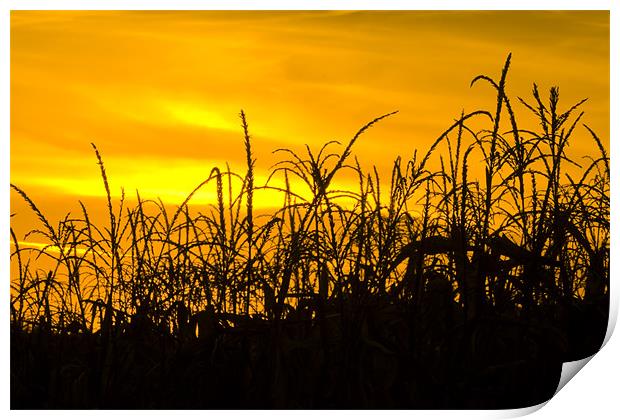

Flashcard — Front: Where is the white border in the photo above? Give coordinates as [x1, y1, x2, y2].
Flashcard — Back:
[2, 2, 617, 419]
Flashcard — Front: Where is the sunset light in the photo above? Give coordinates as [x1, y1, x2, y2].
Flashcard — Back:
[10, 10, 610, 410]
[11, 11, 609, 222]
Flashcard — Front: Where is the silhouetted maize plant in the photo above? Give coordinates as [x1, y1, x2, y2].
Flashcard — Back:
[10, 55, 609, 408]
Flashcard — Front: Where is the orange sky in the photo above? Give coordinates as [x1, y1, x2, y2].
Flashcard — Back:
[10, 10, 609, 236]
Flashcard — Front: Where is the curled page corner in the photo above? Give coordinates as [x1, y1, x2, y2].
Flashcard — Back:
[550, 291, 618, 401]
[494, 354, 598, 419]
[555, 355, 594, 396]
[493, 401, 548, 419]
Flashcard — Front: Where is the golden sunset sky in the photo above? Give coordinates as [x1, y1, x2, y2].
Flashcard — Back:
[10, 10, 609, 237]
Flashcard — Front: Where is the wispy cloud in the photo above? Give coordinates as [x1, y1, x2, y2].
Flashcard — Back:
[11, 10, 609, 235]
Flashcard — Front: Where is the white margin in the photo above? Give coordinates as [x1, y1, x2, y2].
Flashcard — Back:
[1, 1, 617, 419]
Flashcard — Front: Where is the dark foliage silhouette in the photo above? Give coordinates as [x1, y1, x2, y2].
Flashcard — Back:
[10, 55, 609, 409]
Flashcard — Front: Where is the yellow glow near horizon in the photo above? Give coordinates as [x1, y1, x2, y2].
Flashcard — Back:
[20, 155, 362, 208]
[12, 241, 88, 257]
[10, 10, 609, 235]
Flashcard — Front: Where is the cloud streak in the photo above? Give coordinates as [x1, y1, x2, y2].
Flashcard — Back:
[11, 10, 609, 235]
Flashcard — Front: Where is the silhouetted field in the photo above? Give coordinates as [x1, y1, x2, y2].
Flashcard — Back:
[10, 55, 609, 409]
